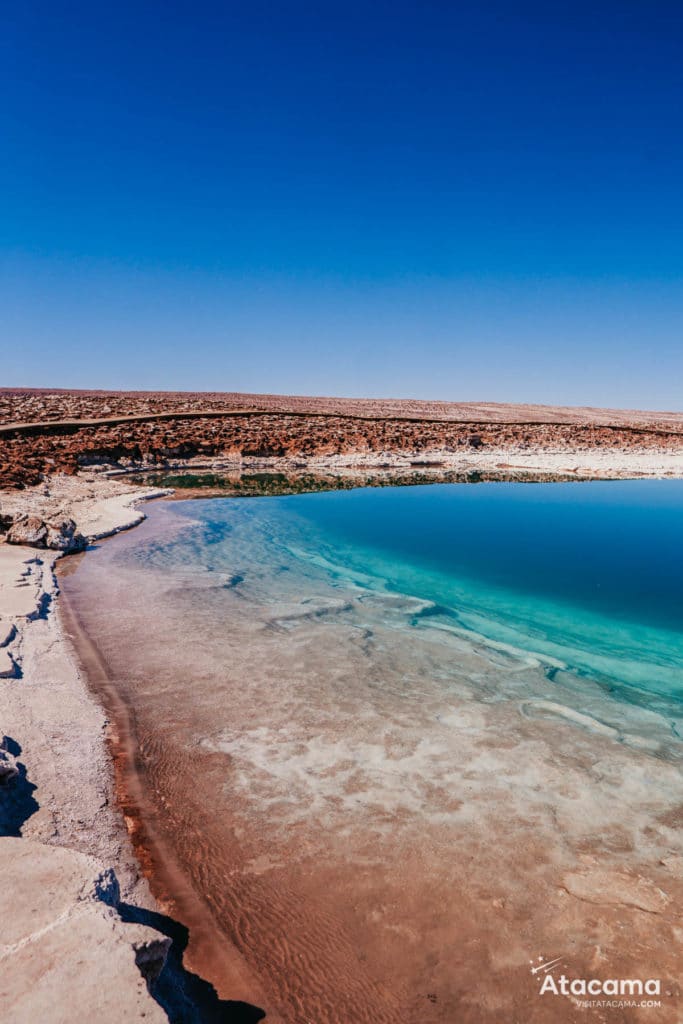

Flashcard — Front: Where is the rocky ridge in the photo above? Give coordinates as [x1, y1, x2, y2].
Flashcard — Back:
[2, 389, 682, 489]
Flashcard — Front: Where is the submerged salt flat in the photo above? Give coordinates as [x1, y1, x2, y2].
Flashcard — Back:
[62, 481, 683, 1023]
[136, 480, 683, 723]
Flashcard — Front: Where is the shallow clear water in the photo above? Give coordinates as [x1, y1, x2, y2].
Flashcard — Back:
[140, 480, 683, 706]
[62, 480, 683, 1023]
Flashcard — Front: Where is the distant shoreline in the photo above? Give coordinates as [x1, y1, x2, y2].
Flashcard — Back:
[2, 388, 683, 490]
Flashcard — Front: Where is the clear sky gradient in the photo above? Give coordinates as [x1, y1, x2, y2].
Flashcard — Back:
[2, 2, 682, 407]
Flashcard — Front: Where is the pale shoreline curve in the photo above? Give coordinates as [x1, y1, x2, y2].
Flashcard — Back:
[0, 482, 177, 1022]
[0, 474, 274, 1023]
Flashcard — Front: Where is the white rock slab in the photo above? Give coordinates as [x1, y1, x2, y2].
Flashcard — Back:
[0, 837, 169, 1023]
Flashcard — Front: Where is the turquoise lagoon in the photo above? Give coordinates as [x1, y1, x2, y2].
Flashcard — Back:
[63, 478, 683, 1022]
[136, 479, 683, 725]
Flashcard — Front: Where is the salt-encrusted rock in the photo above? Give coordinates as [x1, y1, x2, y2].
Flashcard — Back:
[6, 515, 47, 547]
[562, 867, 670, 913]
[0, 619, 16, 647]
[44, 516, 86, 552]
[0, 837, 170, 1023]
[0, 738, 19, 784]
[6, 515, 86, 553]
[93, 866, 121, 908]
[0, 648, 16, 678]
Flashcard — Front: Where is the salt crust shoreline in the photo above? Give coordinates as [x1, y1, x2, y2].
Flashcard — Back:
[0, 480, 174, 1023]
[1, 446, 682, 1022]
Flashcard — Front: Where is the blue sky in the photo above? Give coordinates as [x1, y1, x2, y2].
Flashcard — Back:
[2, 1, 682, 407]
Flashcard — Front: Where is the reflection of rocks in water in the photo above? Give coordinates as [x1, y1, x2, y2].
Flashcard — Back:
[128, 467, 588, 498]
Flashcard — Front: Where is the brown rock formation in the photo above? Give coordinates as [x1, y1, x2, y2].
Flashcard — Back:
[1, 388, 682, 488]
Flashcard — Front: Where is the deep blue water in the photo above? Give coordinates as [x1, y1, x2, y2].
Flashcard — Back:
[292, 480, 683, 634]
